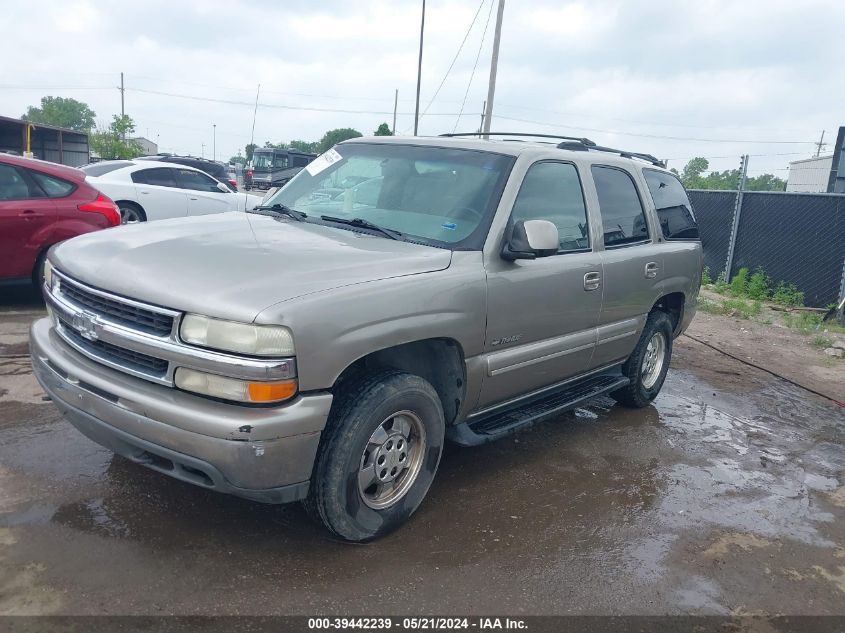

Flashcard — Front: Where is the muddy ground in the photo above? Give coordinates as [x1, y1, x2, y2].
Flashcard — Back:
[1, 286, 844, 616]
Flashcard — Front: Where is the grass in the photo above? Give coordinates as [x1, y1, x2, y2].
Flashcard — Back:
[812, 334, 834, 348]
[698, 296, 761, 320]
[782, 311, 824, 334]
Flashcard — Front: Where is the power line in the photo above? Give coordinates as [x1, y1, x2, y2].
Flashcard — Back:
[493, 114, 816, 145]
[125, 87, 478, 117]
[420, 0, 486, 119]
[452, 0, 496, 133]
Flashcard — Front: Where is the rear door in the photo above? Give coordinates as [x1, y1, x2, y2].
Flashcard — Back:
[0, 163, 56, 281]
[588, 164, 664, 369]
[131, 167, 188, 220]
[479, 160, 603, 408]
[176, 168, 233, 216]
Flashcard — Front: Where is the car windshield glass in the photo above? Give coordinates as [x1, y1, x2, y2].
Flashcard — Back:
[264, 143, 514, 248]
[253, 152, 288, 170]
[80, 161, 133, 176]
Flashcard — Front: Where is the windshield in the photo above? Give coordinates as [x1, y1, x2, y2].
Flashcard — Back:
[252, 151, 289, 170]
[264, 143, 514, 248]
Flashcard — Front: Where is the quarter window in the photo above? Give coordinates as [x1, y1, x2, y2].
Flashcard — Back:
[28, 171, 75, 198]
[132, 168, 177, 187]
[0, 164, 43, 200]
[643, 169, 700, 240]
[510, 162, 590, 252]
[591, 166, 650, 247]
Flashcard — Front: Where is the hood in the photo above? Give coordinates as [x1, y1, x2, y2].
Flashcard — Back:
[51, 212, 452, 323]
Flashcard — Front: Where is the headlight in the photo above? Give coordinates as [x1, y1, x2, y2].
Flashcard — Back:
[180, 314, 294, 356]
[43, 259, 53, 289]
[175, 368, 297, 403]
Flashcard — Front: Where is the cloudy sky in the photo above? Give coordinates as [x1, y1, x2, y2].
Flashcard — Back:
[2, 0, 842, 176]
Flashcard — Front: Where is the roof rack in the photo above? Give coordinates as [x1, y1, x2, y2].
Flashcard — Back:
[440, 132, 665, 167]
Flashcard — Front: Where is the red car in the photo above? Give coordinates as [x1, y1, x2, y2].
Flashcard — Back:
[0, 154, 120, 288]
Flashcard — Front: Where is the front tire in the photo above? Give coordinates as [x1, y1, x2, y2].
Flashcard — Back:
[611, 311, 674, 408]
[118, 201, 146, 225]
[305, 371, 445, 542]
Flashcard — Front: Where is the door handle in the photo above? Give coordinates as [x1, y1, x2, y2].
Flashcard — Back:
[645, 262, 660, 279]
[584, 271, 601, 291]
[19, 210, 43, 218]
[189, 197, 198, 201]
[140, 190, 150, 195]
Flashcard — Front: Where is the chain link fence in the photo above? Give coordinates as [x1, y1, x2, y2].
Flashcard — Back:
[689, 189, 845, 308]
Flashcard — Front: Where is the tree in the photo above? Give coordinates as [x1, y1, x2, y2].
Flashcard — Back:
[289, 139, 319, 153]
[89, 115, 144, 160]
[245, 143, 257, 162]
[22, 96, 96, 132]
[677, 157, 785, 191]
[228, 150, 246, 165]
[374, 123, 393, 136]
[318, 128, 362, 153]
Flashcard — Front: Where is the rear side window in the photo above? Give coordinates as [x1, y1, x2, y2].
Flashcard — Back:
[132, 168, 177, 187]
[643, 169, 700, 240]
[81, 161, 133, 177]
[591, 165, 650, 247]
[511, 161, 589, 252]
[0, 164, 44, 200]
[28, 171, 75, 198]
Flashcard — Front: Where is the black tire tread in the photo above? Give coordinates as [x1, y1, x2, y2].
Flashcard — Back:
[611, 310, 674, 408]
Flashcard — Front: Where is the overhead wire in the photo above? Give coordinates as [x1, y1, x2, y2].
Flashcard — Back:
[452, 0, 496, 133]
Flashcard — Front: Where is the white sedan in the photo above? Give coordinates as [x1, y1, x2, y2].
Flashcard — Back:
[81, 160, 263, 224]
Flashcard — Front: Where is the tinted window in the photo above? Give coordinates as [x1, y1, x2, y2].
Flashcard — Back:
[176, 168, 221, 192]
[81, 161, 133, 177]
[643, 169, 700, 240]
[0, 164, 42, 200]
[132, 168, 177, 187]
[511, 162, 589, 252]
[29, 171, 75, 198]
[591, 166, 649, 247]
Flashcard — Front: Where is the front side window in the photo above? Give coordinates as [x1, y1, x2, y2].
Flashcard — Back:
[266, 143, 514, 248]
[253, 152, 288, 170]
[591, 165, 650, 247]
[510, 161, 589, 252]
[132, 168, 177, 188]
[28, 170, 75, 198]
[176, 169, 220, 192]
[0, 164, 42, 200]
[643, 169, 700, 240]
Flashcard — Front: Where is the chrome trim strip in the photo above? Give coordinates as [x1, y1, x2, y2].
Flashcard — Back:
[485, 328, 597, 377]
[54, 268, 180, 320]
[468, 361, 624, 420]
[46, 287, 296, 384]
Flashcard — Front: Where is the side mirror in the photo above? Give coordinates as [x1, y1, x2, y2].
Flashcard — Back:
[501, 219, 559, 261]
[216, 182, 230, 193]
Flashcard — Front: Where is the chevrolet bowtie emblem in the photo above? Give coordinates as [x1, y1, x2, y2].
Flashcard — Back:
[72, 311, 100, 342]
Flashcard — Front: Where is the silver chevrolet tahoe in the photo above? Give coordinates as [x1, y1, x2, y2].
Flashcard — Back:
[31, 134, 702, 542]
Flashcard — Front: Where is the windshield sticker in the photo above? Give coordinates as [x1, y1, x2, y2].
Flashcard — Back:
[441, 222, 457, 231]
[305, 148, 343, 177]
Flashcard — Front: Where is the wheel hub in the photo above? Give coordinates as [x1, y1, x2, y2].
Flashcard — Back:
[641, 331, 666, 389]
[372, 433, 409, 483]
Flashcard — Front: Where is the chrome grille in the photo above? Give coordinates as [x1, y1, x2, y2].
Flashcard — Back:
[58, 278, 174, 337]
[60, 320, 168, 377]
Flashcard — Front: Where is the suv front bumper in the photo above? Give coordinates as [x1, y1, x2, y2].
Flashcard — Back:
[30, 317, 333, 504]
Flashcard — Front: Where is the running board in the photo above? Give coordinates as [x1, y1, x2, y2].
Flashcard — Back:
[447, 373, 629, 446]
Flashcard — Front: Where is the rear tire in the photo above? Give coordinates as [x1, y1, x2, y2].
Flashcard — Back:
[610, 311, 674, 408]
[118, 201, 146, 225]
[304, 370, 445, 542]
[31, 250, 48, 289]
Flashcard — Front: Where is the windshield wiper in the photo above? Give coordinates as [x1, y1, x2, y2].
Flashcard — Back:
[320, 215, 403, 241]
[250, 203, 307, 221]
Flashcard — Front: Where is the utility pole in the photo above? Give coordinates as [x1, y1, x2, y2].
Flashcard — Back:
[482, 0, 505, 138]
[479, 100, 486, 136]
[816, 130, 826, 157]
[119, 72, 125, 117]
[724, 154, 749, 280]
[201, 143, 205, 159]
[213, 124, 216, 162]
[249, 84, 260, 165]
[413, 0, 426, 136]
[392, 89, 398, 135]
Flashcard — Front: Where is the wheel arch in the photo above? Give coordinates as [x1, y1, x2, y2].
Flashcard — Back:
[331, 338, 467, 426]
[652, 291, 685, 337]
[115, 199, 147, 222]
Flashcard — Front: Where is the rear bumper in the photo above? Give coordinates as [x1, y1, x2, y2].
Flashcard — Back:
[30, 317, 333, 504]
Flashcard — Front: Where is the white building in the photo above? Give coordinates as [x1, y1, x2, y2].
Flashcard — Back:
[786, 155, 833, 193]
[132, 137, 158, 156]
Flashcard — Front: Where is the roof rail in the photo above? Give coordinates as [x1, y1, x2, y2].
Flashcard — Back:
[440, 131, 665, 167]
[440, 132, 597, 146]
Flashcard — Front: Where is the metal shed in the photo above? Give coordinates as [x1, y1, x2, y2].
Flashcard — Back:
[0, 115, 90, 167]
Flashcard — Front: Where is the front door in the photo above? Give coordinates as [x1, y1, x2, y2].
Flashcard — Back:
[177, 169, 233, 216]
[479, 160, 603, 409]
[0, 163, 56, 281]
[131, 167, 188, 221]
